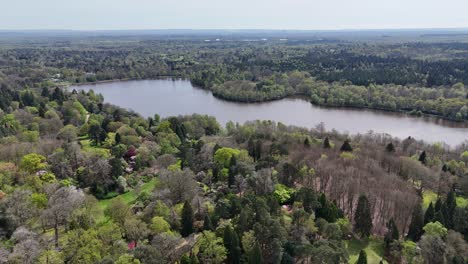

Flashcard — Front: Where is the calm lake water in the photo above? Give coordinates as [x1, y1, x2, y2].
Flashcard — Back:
[72, 79, 468, 146]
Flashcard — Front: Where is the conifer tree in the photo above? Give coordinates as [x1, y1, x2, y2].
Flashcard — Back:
[385, 142, 395, 152]
[418, 151, 427, 165]
[407, 205, 424, 241]
[384, 218, 399, 248]
[203, 213, 214, 231]
[323, 137, 331, 149]
[354, 194, 372, 238]
[181, 201, 194, 237]
[424, 202, 435, 225]
[356, 250, 367, 264]
[249, 242, 263, 264]
[340, 139, 353, 152]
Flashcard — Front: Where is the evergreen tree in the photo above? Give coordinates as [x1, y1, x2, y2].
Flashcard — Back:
[203, 213, 214, 231]
[445, 190, 457, 228]
[281, 253, 294, 264]
[354, 194, 373, 238]
[442, 164, 449, 172]
[407, 205, 424, 241]
[115, 132, 121, 144]
[323, 137, 331, 149]
[109, 158, 123, 178]
[384, 218, 399, 248]
[41, 87, 50, 98]
[304, 137, 310, 147]
[418, 151, 427, 165]
[356, 250, 367, 264]
[223, 226, 234, 262]
[229, 231, 241, 264]
[340, 139, 353, 152]
[385, 142, 395, 152]
[181, 201, 194, 237]
[424, 202, 435, 224]
[249, 242, 263, 264]
[228, 156, 237, 188]
[434, 198, 443, 212]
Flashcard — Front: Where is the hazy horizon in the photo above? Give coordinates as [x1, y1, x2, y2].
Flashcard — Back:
[2, 0, 468, 31]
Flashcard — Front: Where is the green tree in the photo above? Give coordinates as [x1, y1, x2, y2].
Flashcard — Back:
[151, 216, 171, 234]
[340, 139, 353, 152]
[198, 231, 227, 264]
[423, 222, 448, 237]
[407, 205, 424, 241]
[356, 250, 367, 264]
[109, 158, 123, 178]
[418, 151, 427, 165]
[386, 142, 395, 152]
[424, 202, 435, 224]
[354, 194, 373, 238]
[181, 200, 194, 237]
[203, 213, 214, 231]
[20, 153, 47, 174]
[384, 218, 399, 248]
[249, 242, 263, 264]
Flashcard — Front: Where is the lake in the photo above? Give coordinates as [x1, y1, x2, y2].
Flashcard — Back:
[72, 79, 468, 146]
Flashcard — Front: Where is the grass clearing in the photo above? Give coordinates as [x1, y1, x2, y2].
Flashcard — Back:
[98, 178, 159, 211]
[79, 138, 110, 158]
[346, 237, 387, 264]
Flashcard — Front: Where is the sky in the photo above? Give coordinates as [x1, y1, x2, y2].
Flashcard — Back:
[2, 0, 468, 30]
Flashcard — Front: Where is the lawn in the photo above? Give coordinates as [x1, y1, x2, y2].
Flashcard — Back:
[98, 178, 159, 211]
[346, 237, 387, 264]
[79, 138, 110, 158]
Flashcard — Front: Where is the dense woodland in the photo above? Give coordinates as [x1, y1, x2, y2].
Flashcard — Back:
[0, 34, 467, 121]
[0, 32, 467, 263]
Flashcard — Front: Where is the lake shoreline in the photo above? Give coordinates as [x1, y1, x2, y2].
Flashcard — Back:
[69, 77, 468, 125]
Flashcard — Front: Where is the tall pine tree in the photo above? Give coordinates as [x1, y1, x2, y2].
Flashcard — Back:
[181, 201, 194, 237]
[323, 137, 331, 149]
[354, 194, 373, 238]
[249, 242, 263, 264]
[424, 202, 435, 224]
[407, 205, 424, 241]
[356, 250, 367, 264]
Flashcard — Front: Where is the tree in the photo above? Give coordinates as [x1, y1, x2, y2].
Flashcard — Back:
[159, 169, 197, 203]
[203, 213, 214, 231]
[151, 216, 171, 234]
[115, 132, 121, 144]
[445, 190, 457, 228]
[418, 151, 427, 165]
[340, 139, 353, 152]
[354, 194, 372, 238]
[424, 202, 435, 224]
[42, 186, 85, 248]
[249, 242, 263, 264]
[385, 142, 395, 153]
[407, 205, 424, 241]
[356, 250, 367, 264]
[62, 228, 103, 264]
[20, 153, 47, 174]
[419, 235, 446, 264]
[384, 218, 399, 248]
[124, 217, 150, 247]
[323, 137, 331, 149]
[198, 231, 227, 264]
[109, 158, 123, 178]
[181, 201, 194, 237]
[423, 222, 448, 237]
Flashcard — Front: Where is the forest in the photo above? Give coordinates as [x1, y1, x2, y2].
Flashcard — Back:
[0, 32, 467, 263]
